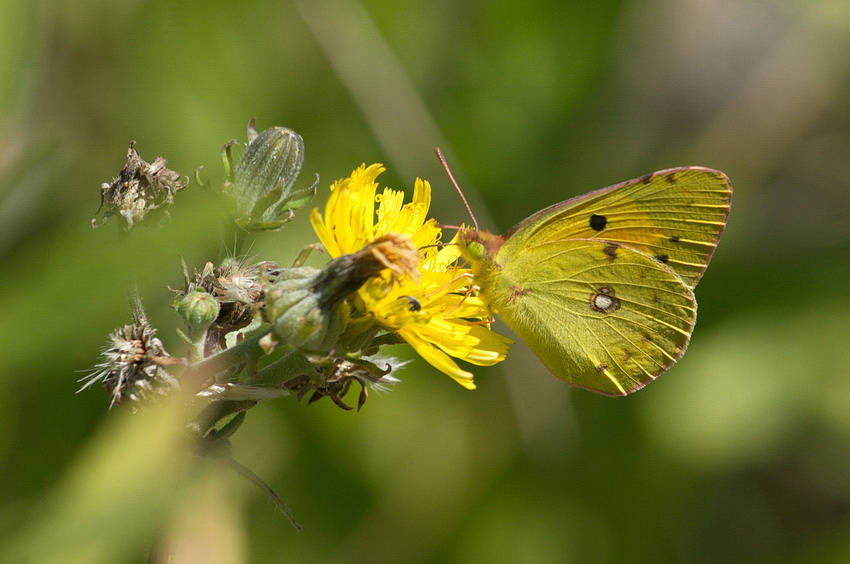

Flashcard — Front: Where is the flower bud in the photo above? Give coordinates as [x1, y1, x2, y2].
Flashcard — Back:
[222, 120, 317, 230]
[175, 288, 220, 336]
[264, 267, 349, 352]
[265, 234, 420, 353]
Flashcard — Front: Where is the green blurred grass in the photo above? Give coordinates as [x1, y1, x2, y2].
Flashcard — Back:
[1, 0, 849, 562]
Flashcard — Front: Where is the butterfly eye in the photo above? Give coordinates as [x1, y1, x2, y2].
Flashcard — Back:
[466, 241, 487, 262]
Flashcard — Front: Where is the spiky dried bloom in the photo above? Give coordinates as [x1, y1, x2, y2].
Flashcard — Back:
[285, 358, 400, 411]
[178, 258, 279, 353]
[93, 142, 187, 230]
[80, 313, 180, 408]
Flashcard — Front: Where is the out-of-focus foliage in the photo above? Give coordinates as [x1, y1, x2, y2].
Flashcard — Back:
[1, 0, 849, 562]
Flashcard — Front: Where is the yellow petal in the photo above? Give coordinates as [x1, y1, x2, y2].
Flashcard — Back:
[309, 208, 340, 257]
[310, 162, 512, 388]
[400, 326, 477, 390]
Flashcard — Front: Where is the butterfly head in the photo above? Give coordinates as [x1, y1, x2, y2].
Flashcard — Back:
[457, 228, 504, 267]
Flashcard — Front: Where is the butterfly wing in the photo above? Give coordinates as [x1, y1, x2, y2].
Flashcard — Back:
[481, 238, 696, 395]
[502, 168, 731, 288]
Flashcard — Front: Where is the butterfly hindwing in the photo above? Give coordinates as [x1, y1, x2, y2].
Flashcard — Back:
[481, 238, 696, 395]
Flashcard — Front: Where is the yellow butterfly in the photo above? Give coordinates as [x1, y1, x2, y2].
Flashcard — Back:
[442, 153, 731, 396]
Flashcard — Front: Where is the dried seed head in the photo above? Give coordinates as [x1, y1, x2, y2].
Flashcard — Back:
[93, 142, 187, 230]
[81, 316, 179, 408]
[179, 258, 278, 351]
[285, 357, 400, 411]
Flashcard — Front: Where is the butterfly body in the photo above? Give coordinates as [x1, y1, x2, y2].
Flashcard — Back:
[458, 167, 731, 396]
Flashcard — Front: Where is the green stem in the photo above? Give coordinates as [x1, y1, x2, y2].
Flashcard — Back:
[191, 399, 257, 437]
[244, 350, 315, 388]
[187, 327, 209, 364]
[182, 325, 273, 392]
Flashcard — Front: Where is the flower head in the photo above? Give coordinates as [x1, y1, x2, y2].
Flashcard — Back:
[80, 296, 180, 408]
[311, 164, 511, 389]
[93, 142, 187, 230]
[179, 257, 278, 352]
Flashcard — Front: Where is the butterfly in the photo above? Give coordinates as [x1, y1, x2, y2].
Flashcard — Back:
[439, 151, 732, 396]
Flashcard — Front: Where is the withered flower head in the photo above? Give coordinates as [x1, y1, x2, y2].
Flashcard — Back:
[93, 142, 187, 230]
[179, 258, 279, 352]
[285, 358, 400, 411]
[80, 300, 179, 408]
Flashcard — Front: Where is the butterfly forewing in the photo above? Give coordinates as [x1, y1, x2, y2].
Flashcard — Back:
[484, 239, 696, 395]
[502, 168, 731, 288]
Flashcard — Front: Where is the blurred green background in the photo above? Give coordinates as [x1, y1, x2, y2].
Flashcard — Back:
[2, 0, 849, 562]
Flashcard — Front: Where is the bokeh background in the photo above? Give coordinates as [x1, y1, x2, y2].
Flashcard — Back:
[2, 0, 849, 562]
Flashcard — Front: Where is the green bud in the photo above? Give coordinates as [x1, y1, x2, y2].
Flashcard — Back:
[221, 120, 317, 231]
[175, 288, 221, 336]
[264, 266, 350, 353]
[265, 238, 419, 353]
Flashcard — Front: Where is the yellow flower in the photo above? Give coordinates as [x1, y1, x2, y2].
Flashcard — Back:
[311, 163, 511, 389]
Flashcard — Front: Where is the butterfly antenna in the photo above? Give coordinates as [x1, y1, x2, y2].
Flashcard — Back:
[435, 148, 478, 230]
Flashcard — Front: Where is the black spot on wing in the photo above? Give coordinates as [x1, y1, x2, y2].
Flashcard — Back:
[589, 214, 607, 231]
[654, 254, 669, 264]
